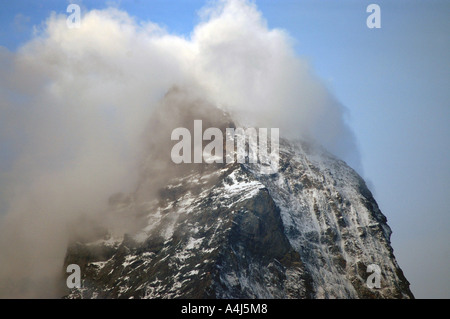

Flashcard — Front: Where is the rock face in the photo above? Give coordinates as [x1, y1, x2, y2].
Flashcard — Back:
[63, 91, 413, 299]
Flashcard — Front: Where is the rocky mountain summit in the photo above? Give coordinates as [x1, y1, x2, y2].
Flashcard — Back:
[63, 90, 413, 299]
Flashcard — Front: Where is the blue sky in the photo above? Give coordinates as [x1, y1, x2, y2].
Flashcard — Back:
[0, 0, 449, 298]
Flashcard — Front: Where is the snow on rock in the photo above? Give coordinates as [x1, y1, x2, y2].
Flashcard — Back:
[64, 138, 413, 299]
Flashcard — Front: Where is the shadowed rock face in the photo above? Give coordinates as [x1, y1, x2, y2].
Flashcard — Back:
[63, 91, 413, 299]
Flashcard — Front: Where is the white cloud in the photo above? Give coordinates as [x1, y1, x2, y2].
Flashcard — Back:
[0, 0, 358, 297]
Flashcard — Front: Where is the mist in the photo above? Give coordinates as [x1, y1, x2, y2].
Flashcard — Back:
[0, 0, 359, 298]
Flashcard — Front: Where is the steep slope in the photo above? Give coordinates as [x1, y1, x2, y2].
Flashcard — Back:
[63, 90, 413, 299]
[63, 139, 412, 299]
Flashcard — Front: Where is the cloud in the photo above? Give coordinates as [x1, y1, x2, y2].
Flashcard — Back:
[13, 13, 31, 33]
[0, 0, 359, 297]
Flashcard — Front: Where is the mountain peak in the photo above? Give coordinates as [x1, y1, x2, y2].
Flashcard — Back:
[63, 125, 413, 298]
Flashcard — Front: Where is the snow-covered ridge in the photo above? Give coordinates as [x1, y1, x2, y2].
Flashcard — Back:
[64, 138, 413, 299]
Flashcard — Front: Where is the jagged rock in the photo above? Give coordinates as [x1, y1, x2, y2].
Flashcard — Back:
[63, 91, 413, 299]
[63, 138, 413, 299]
